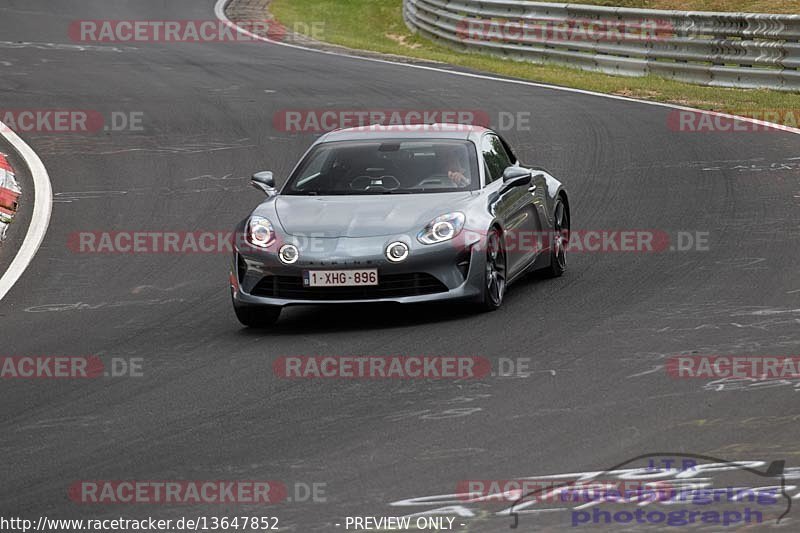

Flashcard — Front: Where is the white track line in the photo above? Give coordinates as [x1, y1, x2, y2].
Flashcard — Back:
[0, 123, 52, 301]
[214, 0, 800, 136]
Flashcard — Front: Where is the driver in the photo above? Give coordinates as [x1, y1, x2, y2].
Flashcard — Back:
[443, 148, 470, 188]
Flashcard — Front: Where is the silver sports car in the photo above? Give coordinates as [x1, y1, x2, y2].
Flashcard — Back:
[230, 124, 569, 327]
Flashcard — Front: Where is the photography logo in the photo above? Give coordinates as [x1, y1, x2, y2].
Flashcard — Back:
[508, 452, 790, 529]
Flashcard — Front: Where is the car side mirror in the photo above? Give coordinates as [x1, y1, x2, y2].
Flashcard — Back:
[252, 171, 277, 196]
[500, 167, 532, 191]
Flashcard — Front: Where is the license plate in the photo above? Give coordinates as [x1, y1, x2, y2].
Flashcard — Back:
[303, 269, 378, 287]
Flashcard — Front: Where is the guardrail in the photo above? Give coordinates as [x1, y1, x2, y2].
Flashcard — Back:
[403, 0, 800, 91]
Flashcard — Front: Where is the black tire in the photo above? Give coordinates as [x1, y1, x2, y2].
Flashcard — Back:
[543, 197, 569, 278]
[479, 228, 507, 311]
[233, 300, 281, 328]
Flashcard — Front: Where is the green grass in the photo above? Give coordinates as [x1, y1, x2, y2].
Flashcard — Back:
[570, 0, 800, 14]
[268, 0, 800, 124]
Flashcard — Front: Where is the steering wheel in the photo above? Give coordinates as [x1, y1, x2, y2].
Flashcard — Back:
[349, 175, 401, 191]
[415, 175, 448, 188]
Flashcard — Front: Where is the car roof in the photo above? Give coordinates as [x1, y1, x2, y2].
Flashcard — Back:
[318, 123, 492, 143]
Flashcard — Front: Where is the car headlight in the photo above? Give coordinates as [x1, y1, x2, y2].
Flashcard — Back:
[279, 244, 299, 264]
[417, 212, 466, 245]
[386, 241, 409, 262]
[246, 215, 275, 248]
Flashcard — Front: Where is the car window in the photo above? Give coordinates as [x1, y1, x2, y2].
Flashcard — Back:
[499, 136, 517, 164]
[294, 148, 329, 188]
[284, 139, 480, 195]
[481, 134, 512, 183]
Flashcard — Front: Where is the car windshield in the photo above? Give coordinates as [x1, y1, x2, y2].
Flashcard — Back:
[283, 139, 479, 195]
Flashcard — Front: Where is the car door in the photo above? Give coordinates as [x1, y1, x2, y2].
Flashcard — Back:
[481, 133, 541, 276]
[498, 134, 549, 230]
[499, 135, 552, 262]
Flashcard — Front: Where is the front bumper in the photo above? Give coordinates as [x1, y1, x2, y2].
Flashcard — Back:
[231, 229, 485, 307]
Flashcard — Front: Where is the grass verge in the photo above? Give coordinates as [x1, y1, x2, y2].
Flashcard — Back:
[566, 0, 800, 14]
[269, 0, 800, 126]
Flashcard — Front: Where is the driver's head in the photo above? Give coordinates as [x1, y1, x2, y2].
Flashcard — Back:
[442, 146, 467, 172]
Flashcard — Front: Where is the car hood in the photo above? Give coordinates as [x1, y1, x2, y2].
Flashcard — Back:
[274, 193, 475, 238]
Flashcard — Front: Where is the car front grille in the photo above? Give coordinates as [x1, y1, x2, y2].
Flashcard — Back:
[251, 273, 448, 300]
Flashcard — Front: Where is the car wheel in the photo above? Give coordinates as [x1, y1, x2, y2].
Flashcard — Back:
[543, 197, 569, 278]
[480, 228, 507, 311]
[232, 298, 281, 328]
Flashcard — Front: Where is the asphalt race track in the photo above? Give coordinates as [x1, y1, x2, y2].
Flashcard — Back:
[1, 0, 799, 531]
